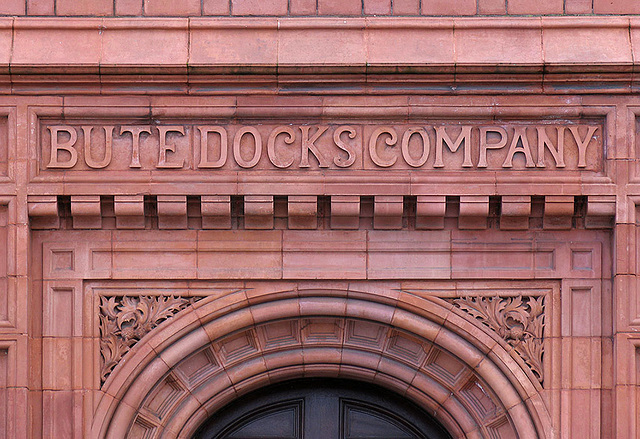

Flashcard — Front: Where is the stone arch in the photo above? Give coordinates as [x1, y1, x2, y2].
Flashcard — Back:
[91, 287, 552, 439]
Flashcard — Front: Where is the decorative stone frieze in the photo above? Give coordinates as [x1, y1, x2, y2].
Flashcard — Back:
[26, 194, 615, 233]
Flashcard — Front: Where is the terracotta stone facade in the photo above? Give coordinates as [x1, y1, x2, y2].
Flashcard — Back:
[0, 2, 639, 438]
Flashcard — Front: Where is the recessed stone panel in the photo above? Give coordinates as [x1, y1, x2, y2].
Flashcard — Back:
[34, 118, 604, 182]
[301, 318, 343, 343]
[0, 116, 8, 178]
[0, 205, 7, 322]
[175, 347, 220, 388]
[215, 330, 259, 364]
[143, 373, 186, 420]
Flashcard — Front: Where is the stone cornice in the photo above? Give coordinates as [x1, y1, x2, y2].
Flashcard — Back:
[0, 16, 638, 79]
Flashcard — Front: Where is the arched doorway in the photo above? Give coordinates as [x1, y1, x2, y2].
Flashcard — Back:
[92, 288, 551, 438]
[193, 378, 452, 439]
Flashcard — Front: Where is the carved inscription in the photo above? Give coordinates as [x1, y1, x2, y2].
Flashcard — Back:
[41, 122, 602, 172]
[99, 295, 201, 383]
[450, 295, 545, 383]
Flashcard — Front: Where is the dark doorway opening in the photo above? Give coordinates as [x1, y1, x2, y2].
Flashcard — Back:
[193, 378, 452, 439]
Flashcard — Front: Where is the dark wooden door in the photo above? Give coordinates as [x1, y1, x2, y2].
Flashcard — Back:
[194, 379, 451, 439]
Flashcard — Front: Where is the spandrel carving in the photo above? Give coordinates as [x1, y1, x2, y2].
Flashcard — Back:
[99, 295, 201, 384]
[450, 295, 545, 384]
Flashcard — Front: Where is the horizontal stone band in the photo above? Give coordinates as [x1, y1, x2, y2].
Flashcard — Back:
[0, 16, 638, 74]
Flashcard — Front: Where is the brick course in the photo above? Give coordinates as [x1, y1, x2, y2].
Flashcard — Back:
[1, 0, 640, 15]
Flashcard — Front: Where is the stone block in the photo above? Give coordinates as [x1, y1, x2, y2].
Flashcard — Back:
[27, 0, 53, 15]
[157, 195, 188, 229]
[331, 196, 360, 229]
[586, 195, 615, 228]
[114, 195, 145, 229]
[115, 0, 143, 15]
[508, 0, 563, 14]
[28, 196, 59, 230]
[416, 196, 446, 230]
[144, 0, 201, 15]
[594, 0, 640, 13]
[232, 0, 288, 15]
[203, 0, 229, 14]
[57, 0, 112, 15]
[500, 196, 531, 230]
[70, 196, 102, 229]
[318, 0, 361, 15]
[392, 0, 419, 14]
[201, 196, 231, 229]
[544, 195, 574, 230]
[459, 196, 489, 230]
[290, 0, 316, 15]
[364, 0, 391, 15]
[288, 196, 317, 230]
[422, 0, 475, 15]
[373, 196, 403, 230]
[244, 196, 274, 229]
[565, 0, 592, 14]
[478, 0, 506, 14]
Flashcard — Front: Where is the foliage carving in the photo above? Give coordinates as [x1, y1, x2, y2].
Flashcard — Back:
[451, 295, 545, 383]
[99, 295, 199, 384]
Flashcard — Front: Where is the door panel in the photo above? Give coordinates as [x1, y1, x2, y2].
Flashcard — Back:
[194, 379, 451, 439]
[342, 401, 416, 438]
[224, 401, 303, 439]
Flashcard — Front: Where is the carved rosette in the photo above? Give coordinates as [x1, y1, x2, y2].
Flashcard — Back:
[450, 295, 545, 384]
[99, 295, 200, 383]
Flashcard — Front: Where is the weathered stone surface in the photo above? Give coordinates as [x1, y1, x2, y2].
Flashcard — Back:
[0, 10, 636, 439]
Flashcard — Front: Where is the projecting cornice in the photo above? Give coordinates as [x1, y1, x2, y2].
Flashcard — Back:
[0, 16, 638, 93]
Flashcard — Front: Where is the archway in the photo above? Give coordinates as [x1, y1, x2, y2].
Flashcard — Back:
[91, 287, 551, 438]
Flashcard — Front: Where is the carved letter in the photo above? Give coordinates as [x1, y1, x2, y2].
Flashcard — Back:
[536, 126, 565, 168]
[157, 126, 185, 168]
[120, 126, 151, 168]
[299, 125, 330, 168]
[233, 126, 262, 169]
[478, 127, 507, 168]
[82, 126, 113, 169]
[197, 126, 228, 168]
[369, 127, 398, 168]
[434, 126, 473, 168]
[47, 126, 78, 168]
[401, 127, 430, 168]
[502, 127, 535, 168]
[333, 125, 357, 168]
[267, 126, 296, 169]
[569, 126, 598, 168]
